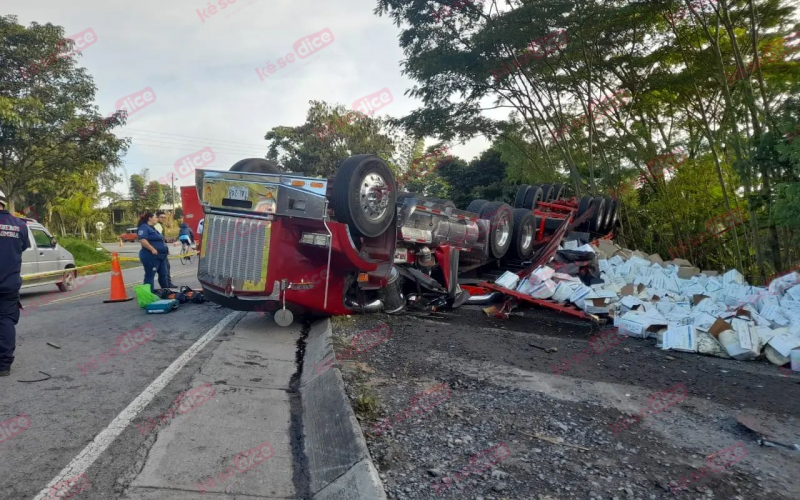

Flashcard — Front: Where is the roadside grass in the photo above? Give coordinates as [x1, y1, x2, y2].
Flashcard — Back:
[58, 237, 138, 274]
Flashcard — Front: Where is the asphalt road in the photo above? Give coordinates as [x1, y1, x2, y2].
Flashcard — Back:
[0, 260, 301, 499]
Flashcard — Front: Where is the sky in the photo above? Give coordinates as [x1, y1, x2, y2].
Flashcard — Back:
[10, 0, 491, 198]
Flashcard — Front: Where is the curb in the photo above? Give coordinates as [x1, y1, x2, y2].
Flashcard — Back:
[300, 319, 387, 500]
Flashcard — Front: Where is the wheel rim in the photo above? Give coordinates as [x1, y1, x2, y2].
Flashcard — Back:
[495, 214, 511, 248]
[360, 173, 391, 221]
[62, 271, 75, 290]
[521, 221, 534, 251]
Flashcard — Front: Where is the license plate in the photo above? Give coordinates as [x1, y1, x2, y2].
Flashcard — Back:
[227, 186, 249, 201]
[394, 248, 408, 263]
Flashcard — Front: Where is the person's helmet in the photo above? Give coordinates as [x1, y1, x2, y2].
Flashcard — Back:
[0, 189, 6, 208]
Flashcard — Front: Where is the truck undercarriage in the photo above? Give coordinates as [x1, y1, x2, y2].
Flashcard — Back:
[193, 156, 617, 325]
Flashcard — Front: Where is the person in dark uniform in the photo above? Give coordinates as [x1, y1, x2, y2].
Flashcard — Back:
[137, 212, 168, 292]
[0, 190, 31, 376]
[154, 211, 176, 287]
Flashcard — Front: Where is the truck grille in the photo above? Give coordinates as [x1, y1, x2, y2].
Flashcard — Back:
[200, 214, 269, 284]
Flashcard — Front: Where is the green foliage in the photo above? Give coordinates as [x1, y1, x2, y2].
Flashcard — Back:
[58, 237, 109, 266]
[144, 181, 163, 211]
[0, 15, 129, 212]
[265, 100, 413, 178]
[52, 192, 108, 240]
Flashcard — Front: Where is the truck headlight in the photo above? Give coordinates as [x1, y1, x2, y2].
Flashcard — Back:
[300, 232, 330, 247]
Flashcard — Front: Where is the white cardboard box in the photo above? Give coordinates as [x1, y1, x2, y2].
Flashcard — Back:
[663, 325, 698, 352]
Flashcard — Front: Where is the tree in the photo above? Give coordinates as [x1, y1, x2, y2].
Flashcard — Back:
[144, 181, 163, 212]
[375, 0, 800, 281]
[160, 182, 176, 206]
[52, 192, 106, 239]
[265, 100, 413, 177]
[0, 15, 129, 212]
[129, 173, 146, 216]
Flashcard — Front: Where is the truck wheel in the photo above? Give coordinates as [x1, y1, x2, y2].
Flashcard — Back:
[605, 198, 618, 234]
[229, 158, 281, 173]
[589, 196, 606, 233]
[466, 199, 490, 214]
[540, 183, 554, 202]
[513, 185, 530, 208]
[576, 195, 594, 231]
[332, 155, 397, 238]
[511, 209, 536, 260]
[601, 195, 614, 232]
[551, 183, 565, 201]
[479, 202, 513, 259]
[57, 268, 77, 292]
[523, 185, 543, 209]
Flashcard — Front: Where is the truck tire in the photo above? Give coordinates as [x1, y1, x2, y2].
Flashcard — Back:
[466, 199, 490, 214]
[332, 155, 397, 238]
[522, 185, 543, 209]
[229, 158, 281, 173]
[551, 183, 565, 201]
[601, 195, 614, 232]
[513, 185, 530, 208]
[605, 198, 618, 234]
[576, 195, 594, 231]
[540, 183, 554, 202]
[479, 202, 513, 259]
[589, 196, 606, 233]
[511, 209, 536, 260]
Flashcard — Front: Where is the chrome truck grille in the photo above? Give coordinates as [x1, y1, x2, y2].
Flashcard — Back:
[200, 214, 269, 286]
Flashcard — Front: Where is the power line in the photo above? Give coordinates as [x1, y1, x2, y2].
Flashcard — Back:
[119, 127, 267, 148]
[124, 132, 266, 154]
[128, 139, 264, 157]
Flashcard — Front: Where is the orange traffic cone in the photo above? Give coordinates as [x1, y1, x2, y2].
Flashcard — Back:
[104, 252, 134, 303]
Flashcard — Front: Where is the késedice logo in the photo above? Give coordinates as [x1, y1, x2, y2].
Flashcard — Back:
[46, 472, 91, 500]
[115, 87, 156, 117]
[196, 0, 240, 22]
[175, 147, 215, 179]
[352, 87, 393, 116]
[22, 268, 99, 318]
[116, 323, 157, 354]
[196, 441, 274, 493]
[78, 323, 156, 376]
[135, 383, 216, 436]
[0, 413, 31, 444]
[255, 28, 335, 81]
[18, 28, 97, 82]
[669, 441, 746, 495]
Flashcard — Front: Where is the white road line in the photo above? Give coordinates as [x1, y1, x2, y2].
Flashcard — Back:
[31, 311, 241, 500]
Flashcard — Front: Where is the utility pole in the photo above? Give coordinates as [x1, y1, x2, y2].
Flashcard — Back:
[171, 173, 176, 213]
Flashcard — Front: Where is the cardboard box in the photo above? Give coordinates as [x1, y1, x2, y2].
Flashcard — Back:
[583, 297, 611, 314]
[552, 281, 581, 302]
[531, 280, 558, 299]
[495, 271, 519, 290]
[677, 266, 701, 279]
[662, 325, 698, 352]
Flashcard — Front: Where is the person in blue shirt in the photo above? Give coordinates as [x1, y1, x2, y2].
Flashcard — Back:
[178, 222, 194, 250]
[0, 190, 30, 376]
[137, 212, 168, 292]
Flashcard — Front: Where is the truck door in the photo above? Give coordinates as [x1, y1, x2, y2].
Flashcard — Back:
[30, 227, 59, 277]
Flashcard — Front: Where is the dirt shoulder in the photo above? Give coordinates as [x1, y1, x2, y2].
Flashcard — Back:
[331, 306, 800, 500]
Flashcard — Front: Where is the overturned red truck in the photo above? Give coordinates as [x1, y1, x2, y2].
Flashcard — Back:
[194, 156, 617, 325]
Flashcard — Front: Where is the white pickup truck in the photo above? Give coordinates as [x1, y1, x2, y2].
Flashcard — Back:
[20, 218, 78, 292]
